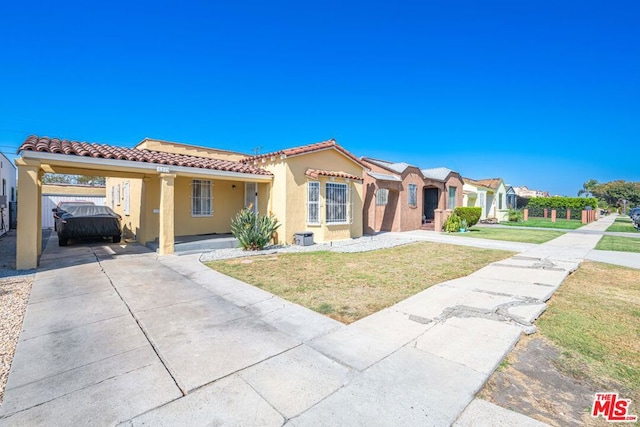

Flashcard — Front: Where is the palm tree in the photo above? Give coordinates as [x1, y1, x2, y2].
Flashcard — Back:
[578, 179, 598, 198]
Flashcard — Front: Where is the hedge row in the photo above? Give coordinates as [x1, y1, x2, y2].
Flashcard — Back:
[453, 207, 482, 227]
[525, 197, 598, 220]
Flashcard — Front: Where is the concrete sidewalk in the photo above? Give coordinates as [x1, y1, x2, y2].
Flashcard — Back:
[0, 215, 616, 425]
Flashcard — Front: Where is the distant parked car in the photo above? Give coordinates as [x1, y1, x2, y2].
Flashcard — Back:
[52, 201, 95, 231]
[630, 208, 640, 230]
[56, 205, 122, 246]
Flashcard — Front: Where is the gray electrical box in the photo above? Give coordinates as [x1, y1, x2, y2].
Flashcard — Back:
[0, 195, 6, 209]
[294, 232, 314, 246]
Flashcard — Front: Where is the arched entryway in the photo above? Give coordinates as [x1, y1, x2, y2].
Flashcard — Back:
[423, 187, 439, 222]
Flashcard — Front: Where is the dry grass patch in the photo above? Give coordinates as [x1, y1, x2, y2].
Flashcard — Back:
[538, 261, 640, 401]
[207, 242, 514, 324]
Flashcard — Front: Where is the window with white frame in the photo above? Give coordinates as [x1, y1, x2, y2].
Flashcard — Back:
[115, 184, 121, 206]
[408, 184, 417, 207]
[499, 193, 503, 210]
[123, 181, 130, 216]
[448, 186, 457, 210]
[326, 182, 348, 224]
[307, 181, 320, 224]
[191, 179, 213, 216]
[376, 188, 388, 206]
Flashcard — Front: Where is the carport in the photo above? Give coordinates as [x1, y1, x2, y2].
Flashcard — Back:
[16, 136, 272, 269]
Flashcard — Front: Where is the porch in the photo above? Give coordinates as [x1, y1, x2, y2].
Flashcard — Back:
[145, 233, 238, 254]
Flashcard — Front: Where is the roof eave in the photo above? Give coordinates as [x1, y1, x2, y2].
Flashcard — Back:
[20, 151, 273, 182]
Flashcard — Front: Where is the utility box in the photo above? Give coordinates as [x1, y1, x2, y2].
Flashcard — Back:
[294, 232, 314, 246]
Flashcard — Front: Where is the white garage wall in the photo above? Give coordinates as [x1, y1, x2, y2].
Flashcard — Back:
[42, 195, 107, 229]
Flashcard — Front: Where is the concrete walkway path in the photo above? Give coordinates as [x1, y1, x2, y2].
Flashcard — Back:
[0, 215, 617, 426]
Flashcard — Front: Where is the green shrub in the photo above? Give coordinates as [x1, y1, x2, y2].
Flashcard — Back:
[444, 212, 461, 232]
[508, 208, 523, 222]
[526, 197, 598, 220]
[230, 208, 281, 250]
[453, 207, 482, 228]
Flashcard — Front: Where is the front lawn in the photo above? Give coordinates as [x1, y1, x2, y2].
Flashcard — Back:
[206, 242, 514, 324]
[606, 216, 639, 233]
[538, 261, 640, 401]
[595, 235, 640, 253]
[452, 227, 564, 244]
[501, 217, 584, 230]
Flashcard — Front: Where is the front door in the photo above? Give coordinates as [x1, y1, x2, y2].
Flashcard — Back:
[245, 183, 258, 213]
[423, 188, 438, 221]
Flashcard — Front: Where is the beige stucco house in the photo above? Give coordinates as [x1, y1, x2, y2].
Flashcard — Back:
[361, 158, 464, 233]
[239, 140, 365, 244]
[15, 136, 364, 269]
[462, 177, 508, 222]
[107, 138, 365, 245]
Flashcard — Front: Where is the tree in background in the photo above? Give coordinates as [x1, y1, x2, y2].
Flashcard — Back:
[589, 180, 640, 209]
[577, 179, 599, 198]
[42, 173, 106, 186]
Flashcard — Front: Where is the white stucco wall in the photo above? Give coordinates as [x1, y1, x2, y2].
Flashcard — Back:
[0, 152, 17, 235]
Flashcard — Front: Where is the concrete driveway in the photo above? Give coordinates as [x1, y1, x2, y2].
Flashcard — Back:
[0, 216, 617, 425]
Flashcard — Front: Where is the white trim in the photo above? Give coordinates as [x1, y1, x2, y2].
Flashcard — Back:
[325, 182, 349, 224]
[123, 181, 130, 216]
[21, 151, 272, 182]
[191, 179, 214, 217]
[307, 181, 320, 225]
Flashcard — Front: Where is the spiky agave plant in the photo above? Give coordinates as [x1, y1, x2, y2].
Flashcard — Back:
[230, 207, 281, 250]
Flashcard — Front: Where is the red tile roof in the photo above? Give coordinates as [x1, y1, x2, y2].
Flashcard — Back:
[241, 139, 367, 168]
[305, 168, 363, 181]
[18, 136, 272, 175]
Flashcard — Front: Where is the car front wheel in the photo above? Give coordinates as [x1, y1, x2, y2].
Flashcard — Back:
[112, 235, 121, 243]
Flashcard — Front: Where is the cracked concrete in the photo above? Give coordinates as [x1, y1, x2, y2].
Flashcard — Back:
[0, 214, 617, 425]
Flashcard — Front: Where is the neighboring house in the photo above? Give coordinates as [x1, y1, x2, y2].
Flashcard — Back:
[505, 185, 518, 209]
[361, 157, 464, 233]
[506, 185, 550, 208]
[41, 183, 106, 229]
[240, 139, 365, 244]
[0, 152, 17, 236]
[463, 177, 508, 221]
[15, 136, 364, 268]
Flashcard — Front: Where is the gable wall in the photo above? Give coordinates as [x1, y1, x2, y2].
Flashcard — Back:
[285, 149, 363, 243]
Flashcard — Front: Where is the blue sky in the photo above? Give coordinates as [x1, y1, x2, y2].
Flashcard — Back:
[1, 0, 638, 195]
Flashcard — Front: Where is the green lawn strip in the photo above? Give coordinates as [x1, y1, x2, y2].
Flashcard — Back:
[206, 242, 514, 324]
[595, 235, 640, 253]
[606, 218, 638, 233]
[452, 227, 564, 244]
[615, 216, 633, 222]
[500, 217, 584, 230]
[606, 224, 639, 233]
[537, 262, 640, 400]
